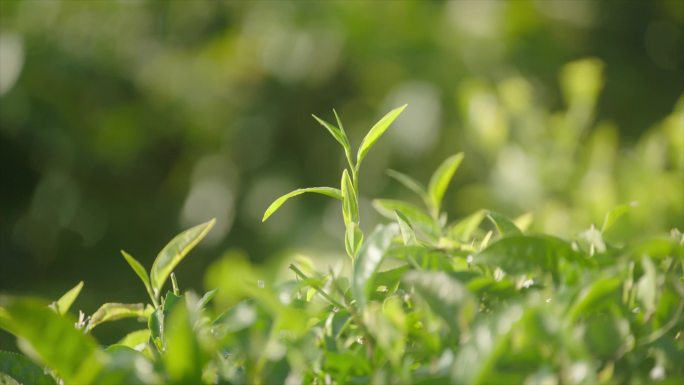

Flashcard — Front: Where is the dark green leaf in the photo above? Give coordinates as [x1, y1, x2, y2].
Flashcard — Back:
[0, 351, 56, 385]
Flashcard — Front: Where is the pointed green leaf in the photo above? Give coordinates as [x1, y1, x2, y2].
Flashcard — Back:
[313, 114, 352, 161]
[120, 250, 155, 304]
[352, 224, 398, 308]
[0, 351, 56, 385]
[448, 209, 486, 242]
[150, 219, 216, 298]
[427, 153, 464, 214]
[386, 169, 427, 201]
[116, 329, 151, 350]
[356, 104, 407, 168]
[87, 303, 152, 332]
[395, 211, 417, 245]
[50, 281, 83, 315]
[601, 202, 637, 233]
[165, 298, 206, 383]
[567, 277, 622, 322]
[341, 169, 358, 226]
[262, 187, 342, 222]
[0, 297, 101, 384]
[373, 199, 439, 239]
[486, 211, 522, 236]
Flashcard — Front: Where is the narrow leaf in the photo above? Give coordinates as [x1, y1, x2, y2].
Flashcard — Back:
[486, 211, 522, 236]
[356, 104, 407, 168]
[373, 199, 439, 239]
[150, 219, 216, 298]
[601, 202, 637, 233]
[386, 169, 427, 200]
[341, 169, 358, 226]
[448, 209, 486, 242]
[120, 250, 155, 304]
[87, 303, 151, 332]
[352, 224, 398, 308]
[313, 114, 351, 157]
[50, 281, 83, 315]
[0, 351, 56, 385]
[0, 297, 101, 384]
[262, 187, 342, 222]
[427, 153, 464, 215]
[395, 211, 417, 245]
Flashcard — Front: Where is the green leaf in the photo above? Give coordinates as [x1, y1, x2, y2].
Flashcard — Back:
[403, 270, 472, 331]
[485, 211, 522, 236]
[341, 169, 359, 226]
[116, 329, 151, 350]
[356, 104, 407, 168]
[601, 202, 637, 232]
[262, 187, 342, 222]
[313, 113, 352, 165]
[448, 209, 486, 242]
[567, 277, 622, 322]
[427, 153, 464, 215]
[395, 211, 417, 245]
[352, 224, 398, 308]
[477, 234, 590, 275]
[373, 199, 439, 239]
[150, 219, 216, 298]
[50, 280, 83, 315]
[0, 351, 56, 385]
[120, 250, 155, 305]
[87, 303, 152, 332]
[164, 299, 205, 384]
[0, 297, 101, 384]
[386, 169, 427, 201]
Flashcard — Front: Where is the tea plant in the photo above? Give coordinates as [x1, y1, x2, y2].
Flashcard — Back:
[1, 106, 683, 384]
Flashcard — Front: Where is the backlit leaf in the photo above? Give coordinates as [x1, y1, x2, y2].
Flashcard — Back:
[50, 281, 83, 315]
[352, 224, 398, 308]
[87, 303, 152, 332]
[150, 219, 215, 298]
[427, 153, 464, 215]
[356, 104, 407, 168]
[121, 250, 155, 304]
[262, 187, 342, 222]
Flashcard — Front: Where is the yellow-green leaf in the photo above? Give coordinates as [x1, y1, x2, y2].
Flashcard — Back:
[87, 303, 152, 331]
[150, 219, 216, 298]
[50, 281, 83, 315]
[356, 104, 407, 168]
[262, 188, 342, 222]
[427, 153, 464, 215]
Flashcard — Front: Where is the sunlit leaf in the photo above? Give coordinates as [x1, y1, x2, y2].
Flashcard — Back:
[352, 224, 398, 308]
[373, 199, 439, 239]
[427, 153, 464, 215]
[448, 209, 486, 242]
[395, 210, 417, 245]
[0, 350, 56, 385]
[0, 297, 101, 384]
[87, 303, 152, 332]
[601, 202, 637, 233]
[486, 211, 522, 236]
[356, 104, 407, 168]
[262, 187, 342, 222]
[49, 281, 83, 315]
[567, 277, 622, 322]
[164, 299, 205, 384]
[116, 329, 151, 350]
[150, 219, 215, 298]
[313, 113, 352, 164]
[120, 250, 155, 304]
[341, 169, 358, 226]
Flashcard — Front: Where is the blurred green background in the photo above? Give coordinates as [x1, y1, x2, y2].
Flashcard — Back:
[1, 1, 682, 344]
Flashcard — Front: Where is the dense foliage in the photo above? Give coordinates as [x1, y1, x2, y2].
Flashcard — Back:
[1, 107, 682, 384]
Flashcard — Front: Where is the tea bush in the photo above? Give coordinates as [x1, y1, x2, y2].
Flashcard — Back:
[1, 106, 683, 384]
